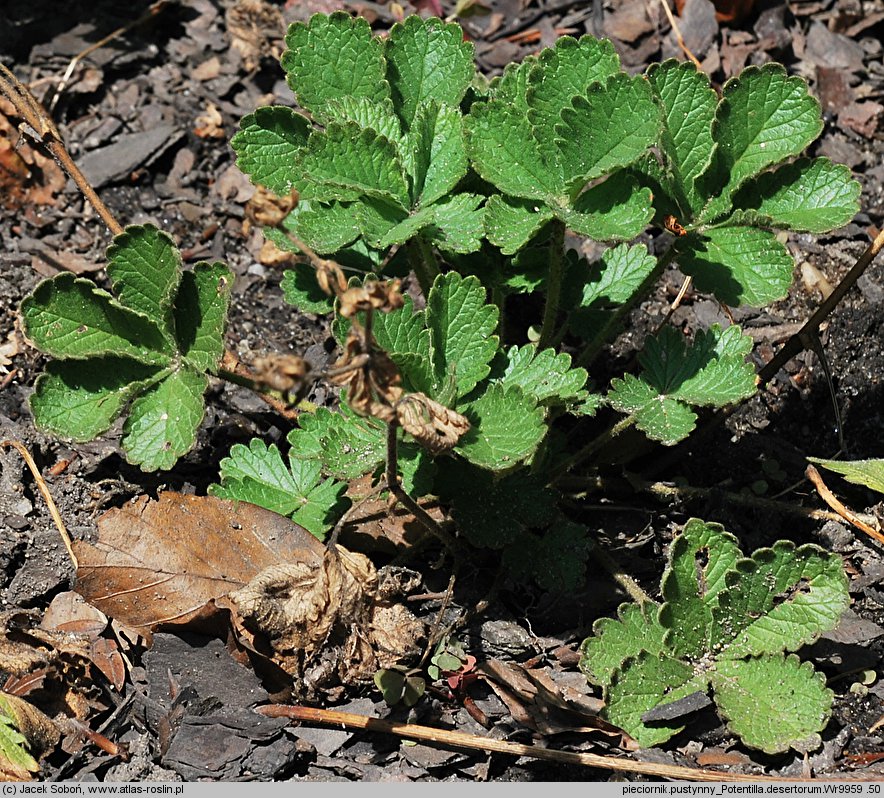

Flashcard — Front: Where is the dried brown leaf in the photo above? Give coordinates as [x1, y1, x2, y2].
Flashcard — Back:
[397, 393, 471, 454]
[74, 493, 324, 636]
[194, 102, 225, 139]
[337, 279, 404, 319]
[478, 659, 636, 748]
[0, 691, 60, 780]
[0, 98, 65, 208]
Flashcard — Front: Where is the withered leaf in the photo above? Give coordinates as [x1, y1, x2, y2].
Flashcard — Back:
[397, 393, 471, 454]
[74, 493, 324, 636]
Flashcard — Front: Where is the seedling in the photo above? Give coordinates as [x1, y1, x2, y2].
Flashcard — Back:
[579, 519, 849, 753]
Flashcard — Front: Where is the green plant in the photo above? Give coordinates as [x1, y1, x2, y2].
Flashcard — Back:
[16, 14, 863, 592]
[19, 226, 233, 471]
[579, 518, 849, 753]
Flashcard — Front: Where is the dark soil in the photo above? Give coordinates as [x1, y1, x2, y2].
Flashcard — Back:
[1, 0, 884, 783]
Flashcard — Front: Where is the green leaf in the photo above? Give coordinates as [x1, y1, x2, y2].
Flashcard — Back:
[427, 272, 498, 398]
[579, 602, 667, 688]
[20, 273, 171, 364]
[285, 200, 362, 255]
[230, 106, 310, 195]
[646, 60, 716, 217]
[371, 296, 435, 393]
[289, 407, 432, 495]
[607, 325, 757, 445]
[605, 651, 705, 748]
[484, 195, 553, 255]
[526, 35, 620, 150]
[29, 358, 163, 441]
[279, 265, 335, 315]
[730, 158, 860, 233]
[711, 654, 832, 754]
[660, 519, 742, 659]
[608, 375, 698, 445]
[122, 367, 208, 471]
[496, 344, 588, 406]
[385, 16, 474, 128]
[488, 57, 535, 109]
[556, 73, 660, 189]
[301, 123, 411, 208]
[106, 225, 182, 342]
[701, 65, 823, 221]
[174, 261, 233, 372]
[519, 521, 590, 591]
[210, 439, 347, 539]
[713, 541, 850, 659]
[640, 325, 756, 408]
[677, 226, 794, 306]
[442, 465, 556, 548]
[323, 96, 402, 143]
[0, 710, 38, 778]
[558, 176, 653, 241]
[465, 99, 563, 200]
[456, 383, 545, 470]
[423, 193, 485, 254]
[807, 457, 884, 496]
[282, 13, 389, 116]
[405, 102, 468, 206]
[290, 407, 384, 480]
[577, 243, 658, 308]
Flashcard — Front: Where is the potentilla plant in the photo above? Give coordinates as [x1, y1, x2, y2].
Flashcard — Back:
[18, 13, 861, 592]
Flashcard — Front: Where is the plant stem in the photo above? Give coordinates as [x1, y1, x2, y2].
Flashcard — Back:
[218, 351, 303, 424]
[587, 539, 653, 605]
[549, 414, 637, 483]
[385, 422, 458, 556]
[575, 241, 678, 370]
[537, 219, 566, 351]
[407, 236, 440, 296]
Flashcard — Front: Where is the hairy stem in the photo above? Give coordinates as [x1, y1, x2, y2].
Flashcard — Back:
[537, 219, 566, 351]
[587, 539, 653, 605]
[408, 236, 440, 297]
[549, 414, 637, 483]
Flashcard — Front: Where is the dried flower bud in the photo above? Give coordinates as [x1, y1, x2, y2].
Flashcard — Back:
[396, 393, 471, 454]
[338, 279, 404, 318]
[251, 354, 310, 394]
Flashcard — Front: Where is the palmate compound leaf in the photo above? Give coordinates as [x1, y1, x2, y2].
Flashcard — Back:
[712, 541, 850, 660]
[807, 457, 884, 496]
[494, 344, 588, 406]
[711, 654, 833, 754]
[210, 439, 348, 539]
[281, 12, 389, 118]
[607, 324, 756, 445]
[439, 463, 556, 548]
[20, 225, 234, 471]
[700, 64, 823, 224]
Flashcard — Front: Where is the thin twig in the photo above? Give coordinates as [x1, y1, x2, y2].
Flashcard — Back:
[48, 0, 171, 112]
[658, 0, 702, 68]
[0, 64, 122, 235]
[588, 539, 653, 604]
[218, 351, 302, 424]
[385, 421, 457, 554]
[256, 704, 844, 782]
[805, 465, 884, 547]
[1, 440, 78, 569]
[758, 229, 884, 387]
